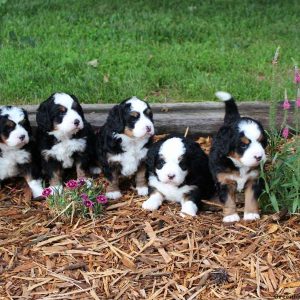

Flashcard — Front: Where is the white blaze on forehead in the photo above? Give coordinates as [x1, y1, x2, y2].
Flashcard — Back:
[53, 93, 74, 109]
[126, 96, 148, 113]
[159, 137, 185, 160]
[238, 120, 261, 141]
[0, 106, 25, 123]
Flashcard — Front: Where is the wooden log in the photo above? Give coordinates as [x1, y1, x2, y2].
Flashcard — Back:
[22, 101, 294, 136]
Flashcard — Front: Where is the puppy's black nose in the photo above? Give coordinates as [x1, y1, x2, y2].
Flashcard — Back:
[146, 126, 152, 133]
[168, 174, 175, 180]
[19, 135, 25, 141]
[255, 155, 262, 162]
[74, 119, 80, 127]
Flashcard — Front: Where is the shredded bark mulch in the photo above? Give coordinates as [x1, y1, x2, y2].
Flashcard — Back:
[1, 136, 300, 299]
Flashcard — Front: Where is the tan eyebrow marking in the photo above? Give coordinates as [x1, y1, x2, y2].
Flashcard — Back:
[130, 111, 139, 118]
[241, 136, 250, 144]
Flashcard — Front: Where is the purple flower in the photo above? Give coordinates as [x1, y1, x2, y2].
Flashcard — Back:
[66, 179, 78, 189]
[96, 194, 108, 204]
[77, 178, 86, 186]
[81, 193, 89, 201]
[296, 98, 300, 108]
[282, 99, 291, 110]
[282, 127, 289, 139]
[42, 187, 52, 198]
[83, 199, 94, 208]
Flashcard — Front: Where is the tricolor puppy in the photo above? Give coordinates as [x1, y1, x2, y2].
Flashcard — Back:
[209, 91, 267, 223]
[96, 96, 154, 199]
[142, 136, 215, 216]
[0, 106, 43, 198]
[36, 93, 97, 191]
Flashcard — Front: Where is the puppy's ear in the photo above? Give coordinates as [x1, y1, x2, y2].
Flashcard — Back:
[36, 97, 52, 132]
[107, 104, 125, 133]
[21, 109, 32, 135]
[146, 141, 161, 173]
[215, 126, 235, 156]
[70, 94, 85, 120]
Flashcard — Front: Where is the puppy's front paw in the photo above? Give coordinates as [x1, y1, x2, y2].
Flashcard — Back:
[137, 186, 148, 196]
[106, 191, 122, 200]
[223, 213, 240, 223]
[180, 201, 198, 217]
[244, 212, 260, 221]
[89, 166, 101, 175]
[142, 195, 162, 211]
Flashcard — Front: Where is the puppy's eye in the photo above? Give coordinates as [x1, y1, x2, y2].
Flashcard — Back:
[130, 111, 140, 118]
[156, 158, 165, 169]
[58, 106, 67, 114]
[240, 142, 249, 149]
[144, 108, 152, 117]
[179, 158, 187, 171]
[19, 119, 27, 126]
[6, 120, 15, 128]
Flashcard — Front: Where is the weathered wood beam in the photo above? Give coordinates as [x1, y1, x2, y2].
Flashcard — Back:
[22, 102, 293, 136]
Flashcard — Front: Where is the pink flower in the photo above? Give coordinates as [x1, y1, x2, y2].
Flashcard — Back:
[282, 127, 289, 139]
[83, 199, 94, 208]
[42, 187, 52, 198]
[296, 98, 300, 108]
[81, 193, 89, 201]
[77, 178, 86, 186]
[66, 179, 78, 189]
[96, 195, 108, 204]
[282, 99, 291, 110]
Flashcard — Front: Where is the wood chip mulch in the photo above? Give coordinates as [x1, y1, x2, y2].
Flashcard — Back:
[1, 136, 300, 299]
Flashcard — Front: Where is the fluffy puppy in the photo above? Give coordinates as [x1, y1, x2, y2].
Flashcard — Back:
[96, 96, 154, 199]
[0, 106, 43, 198]
[209, 91, 268, 223]
[142, 136, 215, 216]
[36, 92, 97, 191]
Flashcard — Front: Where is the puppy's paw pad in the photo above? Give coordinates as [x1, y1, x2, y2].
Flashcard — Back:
[142, 198, 161, 211]
[106, 191, 122, 200]
[244, 213, 260, 221]
[137, 186, 148, 196]
[223, 213, 240, 223]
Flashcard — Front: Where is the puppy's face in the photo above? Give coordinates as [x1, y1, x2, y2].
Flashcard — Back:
[37, 93, 84, 135]
[228, 119, 267, 168]
[110, 97, 154, 138]
[0, 106, 31, 148]
[155, 137, 188, 185]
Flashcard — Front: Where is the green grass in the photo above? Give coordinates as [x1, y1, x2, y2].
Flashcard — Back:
[0, 0, 299, 104]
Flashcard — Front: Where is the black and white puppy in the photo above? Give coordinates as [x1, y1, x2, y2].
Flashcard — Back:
[96, 96, 154, 199]
[142, 136, 215, 216]
[0, 106, 43, 198]
[209, 91, 268, 223]
[36, 92, 97, 191]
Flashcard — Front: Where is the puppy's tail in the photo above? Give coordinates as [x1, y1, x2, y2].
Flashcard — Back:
[215, 91, 240, 125]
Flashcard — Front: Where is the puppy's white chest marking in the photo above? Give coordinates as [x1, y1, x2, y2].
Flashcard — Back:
[149, 175, 195, 203]
[43, 138, 86, 168]
[108, 134, 149, 176]
[0, 148, 31, 180]
[229, 167, 259, 192]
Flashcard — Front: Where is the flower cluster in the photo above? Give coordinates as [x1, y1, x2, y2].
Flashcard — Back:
[43, 178, 107, 219]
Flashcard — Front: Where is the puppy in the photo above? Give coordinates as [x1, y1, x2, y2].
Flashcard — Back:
[0, 106, 43, 198]
[96, 96, 154, 199]
[36, 92, 96, 191]
[209, 91, 268, 223]
[142, 136, 215, 216]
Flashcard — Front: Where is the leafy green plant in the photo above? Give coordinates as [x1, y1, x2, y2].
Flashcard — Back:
[260, 51, 300, 213]
[43, 178, 108, 220]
